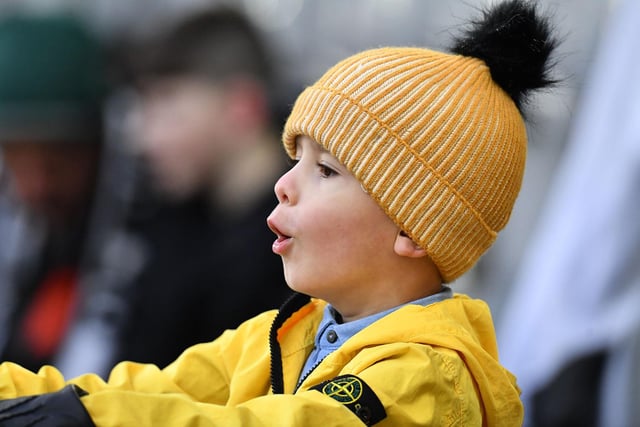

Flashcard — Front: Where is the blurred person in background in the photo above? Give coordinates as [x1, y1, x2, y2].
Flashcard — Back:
[497, 0, 640, 425]
[113, 6, 291, 368]
[0, 12, 137, 377]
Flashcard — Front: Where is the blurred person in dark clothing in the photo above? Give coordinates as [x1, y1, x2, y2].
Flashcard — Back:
[116, 7, 291, 368]
[0, 13, 137, 376]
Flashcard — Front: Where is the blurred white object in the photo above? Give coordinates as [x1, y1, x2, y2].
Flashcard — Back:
[498, 0, 640, 425]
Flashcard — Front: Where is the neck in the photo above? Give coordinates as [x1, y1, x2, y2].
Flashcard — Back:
[333, 258, 443, 323]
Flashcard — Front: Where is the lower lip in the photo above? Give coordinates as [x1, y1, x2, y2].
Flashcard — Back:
[272, 236, 292, 255]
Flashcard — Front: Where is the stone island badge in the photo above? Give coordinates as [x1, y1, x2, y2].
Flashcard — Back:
[311, 375, 386, 425]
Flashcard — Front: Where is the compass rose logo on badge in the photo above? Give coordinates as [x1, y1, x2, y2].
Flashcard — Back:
[311, 375, 386, 425]
[322, 376, 363, 404]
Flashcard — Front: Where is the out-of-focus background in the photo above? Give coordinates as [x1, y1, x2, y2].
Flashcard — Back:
[0, 0, 637, 426]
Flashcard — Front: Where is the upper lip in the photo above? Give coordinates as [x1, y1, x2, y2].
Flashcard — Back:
[267, 216, 291, 239]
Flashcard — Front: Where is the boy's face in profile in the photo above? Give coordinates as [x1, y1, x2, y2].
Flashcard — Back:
[268, 136, 401, 310]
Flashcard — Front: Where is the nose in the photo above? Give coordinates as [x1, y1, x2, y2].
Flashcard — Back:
[274, 166, 296, 204]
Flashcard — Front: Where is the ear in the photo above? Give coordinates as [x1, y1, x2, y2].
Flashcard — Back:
[393, 230, 428, 258]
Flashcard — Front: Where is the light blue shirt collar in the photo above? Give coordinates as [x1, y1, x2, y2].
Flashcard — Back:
[298, 286, 453, 386]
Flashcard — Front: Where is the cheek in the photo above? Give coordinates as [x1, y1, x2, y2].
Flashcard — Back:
[142, 121, 211, 183]
[140, 98, 216, 160]
[283, 206, 355, 293]
[301, 197, 390, 262]
[174, 112, 229, 173]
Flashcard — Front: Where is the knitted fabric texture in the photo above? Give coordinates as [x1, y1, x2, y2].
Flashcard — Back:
[282, 47, 527, 282]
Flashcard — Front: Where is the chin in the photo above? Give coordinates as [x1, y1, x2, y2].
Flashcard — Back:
[282, 271, 314, 296]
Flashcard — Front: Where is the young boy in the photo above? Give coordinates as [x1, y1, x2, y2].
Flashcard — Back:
[0, 1, 556, 425]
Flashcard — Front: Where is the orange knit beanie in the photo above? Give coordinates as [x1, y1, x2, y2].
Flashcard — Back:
[282, 0, 557, 282]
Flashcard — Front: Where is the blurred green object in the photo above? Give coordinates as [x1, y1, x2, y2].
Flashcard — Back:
[0, 13, 107, 143]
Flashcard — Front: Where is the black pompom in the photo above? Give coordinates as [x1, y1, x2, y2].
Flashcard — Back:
[451, 0, 558, 111]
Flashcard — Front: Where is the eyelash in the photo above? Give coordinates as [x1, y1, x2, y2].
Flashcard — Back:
[288, 157, 338, 178]
[317, 163, 337, 178]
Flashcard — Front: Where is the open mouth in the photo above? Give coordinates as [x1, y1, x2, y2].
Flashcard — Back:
[267, 218, 292, 255]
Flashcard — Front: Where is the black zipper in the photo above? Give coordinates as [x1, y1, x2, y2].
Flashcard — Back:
[294, 358, 325, 393]
[269, 292, 311, 395]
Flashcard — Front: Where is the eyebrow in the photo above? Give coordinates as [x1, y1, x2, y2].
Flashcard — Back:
[317, 145, 331, 154]
[295, 136, 328, 154]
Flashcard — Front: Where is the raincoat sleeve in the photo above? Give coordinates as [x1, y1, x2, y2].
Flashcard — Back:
[0, 311, 272, 400]
[0, 310, 276, 426]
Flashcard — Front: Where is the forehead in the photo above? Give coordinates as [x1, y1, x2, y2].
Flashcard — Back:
[295, 135, 329, 154]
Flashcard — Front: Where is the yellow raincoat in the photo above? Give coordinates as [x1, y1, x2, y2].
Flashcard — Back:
[0, 293, 523, 426]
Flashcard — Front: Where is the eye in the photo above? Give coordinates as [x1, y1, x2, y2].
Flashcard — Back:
[318, 163, 337, 178]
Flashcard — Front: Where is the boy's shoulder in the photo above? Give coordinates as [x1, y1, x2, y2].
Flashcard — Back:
[361, 294, 497, 354]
